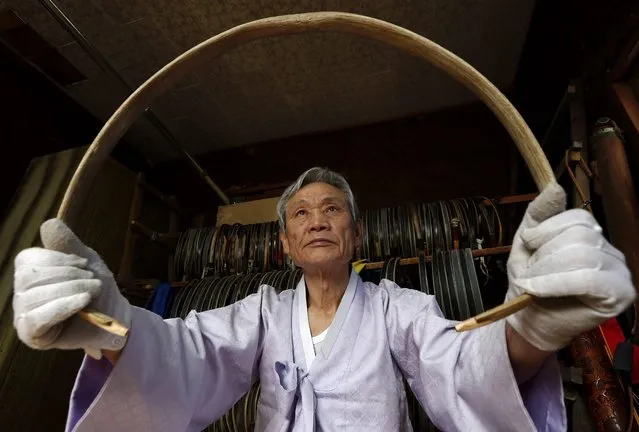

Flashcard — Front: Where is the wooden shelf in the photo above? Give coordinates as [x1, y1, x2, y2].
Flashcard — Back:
[170, 245, 511, 287]
[362, 245, 512, 270]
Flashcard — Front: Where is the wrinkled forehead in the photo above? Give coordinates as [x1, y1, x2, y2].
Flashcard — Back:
[287, 182, 347, 208]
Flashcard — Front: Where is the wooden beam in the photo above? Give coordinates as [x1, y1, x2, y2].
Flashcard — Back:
[612, 83, 639, 135]
[226, 182, 291, 196]
[363, 245, 511, 270]
[611, 82, 639, 177]
[610, 27, 639, 80]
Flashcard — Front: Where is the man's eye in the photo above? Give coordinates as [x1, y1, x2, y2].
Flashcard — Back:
[326, 206, 339, 213]
[295, 209, 307, 217]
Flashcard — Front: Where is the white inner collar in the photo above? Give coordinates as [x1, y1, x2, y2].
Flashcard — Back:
[311, 327, 329, 344]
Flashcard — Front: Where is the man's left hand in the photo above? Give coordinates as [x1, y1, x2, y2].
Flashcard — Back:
[505, 182, 636, 353]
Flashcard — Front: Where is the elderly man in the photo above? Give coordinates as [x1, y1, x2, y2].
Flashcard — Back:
[12, 167, 635, 431]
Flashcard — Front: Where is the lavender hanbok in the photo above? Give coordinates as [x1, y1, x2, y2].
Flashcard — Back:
[66, 271, 566, 431]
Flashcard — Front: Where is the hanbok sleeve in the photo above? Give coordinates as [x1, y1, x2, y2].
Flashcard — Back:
[383, 281, 566, 431]
[66, 287, 270, 432]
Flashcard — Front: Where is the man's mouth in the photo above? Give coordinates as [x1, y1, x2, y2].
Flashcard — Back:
[307, 239, 334, 247]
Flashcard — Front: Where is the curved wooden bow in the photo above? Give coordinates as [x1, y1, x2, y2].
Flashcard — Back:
[58, 12, 553, 335]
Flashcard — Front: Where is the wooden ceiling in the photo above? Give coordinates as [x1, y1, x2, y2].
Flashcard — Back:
[3, 0, 536, 162]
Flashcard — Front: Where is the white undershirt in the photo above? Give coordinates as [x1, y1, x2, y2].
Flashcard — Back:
[311, 327, 329, 353]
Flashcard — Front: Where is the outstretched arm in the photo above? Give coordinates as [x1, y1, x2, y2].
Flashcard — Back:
[12, 219, 267, 432]
[67, 296, 265, 432]
[384, 283, 565, 431]
[386, 184, 635, 431]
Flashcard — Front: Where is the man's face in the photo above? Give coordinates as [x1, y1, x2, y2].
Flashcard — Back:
[280, 182, 360, 272]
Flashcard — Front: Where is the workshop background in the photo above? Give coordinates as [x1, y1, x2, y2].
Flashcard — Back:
[1, 0, 639, 430]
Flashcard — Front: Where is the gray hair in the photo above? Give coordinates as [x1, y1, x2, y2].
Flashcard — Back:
[277, 167, 360, 230]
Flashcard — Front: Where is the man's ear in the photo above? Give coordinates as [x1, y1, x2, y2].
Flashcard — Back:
[280, 229, 290, 255]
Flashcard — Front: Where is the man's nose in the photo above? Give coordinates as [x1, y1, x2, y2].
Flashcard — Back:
[309, 210, 329, 232]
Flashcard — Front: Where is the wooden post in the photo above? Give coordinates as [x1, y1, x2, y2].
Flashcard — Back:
[118, 174, 181, 287]
[591, 119, 639, 325]
[117, 173, 143, 288]
[565, 116, 639, 431]
[570, 80, 590, 210]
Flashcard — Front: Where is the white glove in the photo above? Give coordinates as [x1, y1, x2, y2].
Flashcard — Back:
[13, 218, 131, 358]
[505, 183, 636, 352]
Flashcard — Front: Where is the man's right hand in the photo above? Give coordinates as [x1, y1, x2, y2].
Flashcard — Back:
[13, 219, 131, 359]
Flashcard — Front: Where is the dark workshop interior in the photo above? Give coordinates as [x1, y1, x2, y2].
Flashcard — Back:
[1, 0, 639, 430]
